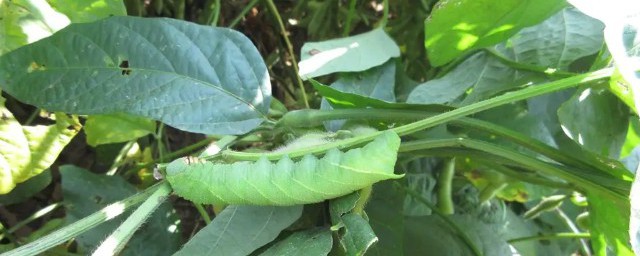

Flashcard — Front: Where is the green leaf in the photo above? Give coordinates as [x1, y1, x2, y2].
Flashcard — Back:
[329, 192, 360, 227]
[311, 80, 452, 113]
[340, 213, 378, 256]
[557, 88, 629, 158]
[298, 28, 400, 79]
[568, 0, 640, 116]
[61, 165, 180, 255]
[320, 60, 397, 130]
[407, 52, 521, 105]
[0, 97, 80, 194]
[589, 192, 634, 255]
[259, 228, 332, 256]
[496, 7, 604, 69]
[85, 113, 156, 146]
[425, 0, 565, 66]
[0, 16, 271, 135]
[0, 0, 70, 55]
[175, 205, 303, 256]
[0, 169, 50, 205]
[404, 214, 511, 256]
[166, 131, 402, 205]
[48, 0, 126, 23]
[366, 181, 405, 255]
[413, 7, 604, 106]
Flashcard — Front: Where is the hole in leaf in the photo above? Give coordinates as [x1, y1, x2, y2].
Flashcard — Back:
[119, 60, 131, 76]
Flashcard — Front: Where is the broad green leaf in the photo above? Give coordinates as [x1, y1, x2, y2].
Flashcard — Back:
[61, 165, 180, 255]
[425, 0, 565, 66]
[0, 96, 80, 194]
[298, 28, 400, 79]
[558, 88, 629, 158]
[0, 169, 50, 205]
[175, 205, 303, 256]
[0, 0, 70, 55]
[366, 181, 405, 255]
[311, 80, 452, 113]
[48, 0, 126, 23]
[413, 7, 604, 106]
[0, 16, 271, 135]
[568, 0, 640, 116]
[407, 52, 521, 105]
[404, 214, 511, 256]
[166, 131, 402, 205]
[589, 192, 634, 255]
[496, 7, 604, 70]
[84, 113, 156, 146]
[259, 228, 332, 256]
[340, 213, 378, 255]
[320, 61, 397, 130]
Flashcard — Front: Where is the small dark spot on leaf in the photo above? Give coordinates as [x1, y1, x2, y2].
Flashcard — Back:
[93, 195, 103, 204]
[308, 49, 321, 56]
[119, 60, 131, 76]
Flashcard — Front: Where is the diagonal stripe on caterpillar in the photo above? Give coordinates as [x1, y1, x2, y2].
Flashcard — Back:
[165, 130, 403, 206]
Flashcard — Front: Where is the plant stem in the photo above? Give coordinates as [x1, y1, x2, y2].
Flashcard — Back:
[379, 0, 389, 27]
[200, 135, 237, 158]
[175, 0, 185, 20]
[194, 204, 212, 224]
[437, 158, 455, 215]
[396, 182, 483, 256]
[211, 0, 221, 26]
[92, 182, 172, 256]
[343, 0, 357, 36]
[352, 186, 372, 215]
[399, 138, 626, 202]
[408, 148, 574, 189]
[264, 0, 310, 108]
[229, 0, 260, 28]
[507, 232, 591, 244]
[2, 203, 61, 238]
[279, 107, 632, 182]
[223, 67, 614, 161]
[484, 48, 577, 77]
[1, 182, 166, 256]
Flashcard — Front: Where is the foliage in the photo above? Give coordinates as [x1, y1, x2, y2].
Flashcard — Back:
[0, 0, 638, 255]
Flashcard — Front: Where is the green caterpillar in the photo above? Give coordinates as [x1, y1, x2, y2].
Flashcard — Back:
[165, 131, 402, 206]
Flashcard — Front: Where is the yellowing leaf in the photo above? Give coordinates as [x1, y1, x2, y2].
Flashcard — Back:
[0, 96, 80, 193]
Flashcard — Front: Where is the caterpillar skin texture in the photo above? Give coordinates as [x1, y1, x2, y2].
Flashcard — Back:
[165, 131, 402, 206]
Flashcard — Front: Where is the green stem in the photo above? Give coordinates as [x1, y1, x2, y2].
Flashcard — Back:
[92, 182, 172, 256]
[280, 108, 631, 182]
[484, 48, 577, 77]
[379, 0, 389, 27]
[125, 136, 218, 178]
[437, 158, 455, 215]
[3, 203, 61, 238]
[264, 0, 310, 108]
[352, 186, 372, 215]
[194, 204, 212, 224]
[107, 141, 137, 176]
[200, 135, 238, 158]
[175, 0, 185, 20]
[224, 67, 614, 160]
[24, 108, 40, 126]
[396, 182, 483, 256]
[343, 0, 357, 36]
[211, 0, 221, 26]
[2, 182, 166, 256]
[408, 148, 573, 189]
[507, 232, 590, 244]
[229, 0, 260, 28]
[399, 138, 626, 202]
